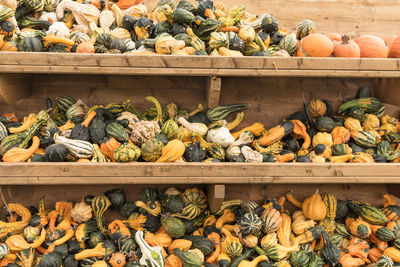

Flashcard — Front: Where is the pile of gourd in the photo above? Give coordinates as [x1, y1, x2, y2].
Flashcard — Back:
[0, 86, 400, 163]
[0, 0, 399, 57]
[0, 187, 400, 267]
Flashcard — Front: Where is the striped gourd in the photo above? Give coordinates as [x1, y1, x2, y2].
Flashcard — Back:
[376, 227, 396, 242]
[348, 200, 388, 225]
[387, 221, 400, 238]
[318, 218, 336, 233]
[54, 135, 94, 159]
[105, 103, 125, 116]
[296, 19, 316, 40]
[113, 143, 141, 162]
[383, 205, 400, 221]
[0, 122, 7, 141]
[328, 233, 343, 247]
[182, 188, 207, 213]
[335, 223, 351, 238]
[20, 120, 45, 149]
[239, 211, 262, 236]
[277, 213, 292, 247]
[56, 96, 77, 113]
[91, 195, 111, 234]
[0, 5, 14, 22]
[262, 208, 283, 234]
[394, 239, 400, 250]
[278, 33, 298, 56]
[186, 27, 205, 51]
[161, 119, 179, 140]
[265, 245, 287, 262]
[351, 130, 376, 148]
[0, 243, 9, 260]
[321, 192, 337, 220]
[225, 241, 242, 258]
[106, 122, 129, 142]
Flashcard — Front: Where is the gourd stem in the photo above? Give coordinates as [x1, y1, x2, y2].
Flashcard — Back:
[81, 110, 96, 127]
[187, 104, 203, 118]
[145, 96, 163, 126]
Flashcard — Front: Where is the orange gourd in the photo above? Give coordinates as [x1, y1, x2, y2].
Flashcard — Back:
[354, 35, 388, 58]
[302, 189, 327, 221]
[165, 254, 182, 267]
[76, 36, 96, 53]
[115, 0, 143, 10]
[215, 209, 235, 229]
[331, 126, 351, 145]
[297, 34, 334, 57]
[346, 237, 370, 261]
[109, 252, 126, 267]
[100, 137, 121, 162]
[339, 254, 365, 267]
[389, 35, 400, 58]
[368, 247, 383, 263]
[291, 120, 311, 150]
[0, 41, 18, 51]
[3, 136, 40, 162]
[0, 35, 4, 49]
[333, 35, 360, 58]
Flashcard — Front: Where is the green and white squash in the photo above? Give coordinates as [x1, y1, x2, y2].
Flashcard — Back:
[278, 33, 297, 56]
[0, 243, 9, 260]
[0, 121, 7, 141]
[297, 19, 316, 40]
[106, 122, 129, 142]
[135, 230, 165, 267]
[54, 135, 94, 159]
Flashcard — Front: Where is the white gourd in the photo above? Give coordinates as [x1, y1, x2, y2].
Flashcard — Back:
[206, 120, 235, 147]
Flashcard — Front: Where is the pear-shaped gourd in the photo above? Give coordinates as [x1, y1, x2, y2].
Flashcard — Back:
[302, 189, 327, 221]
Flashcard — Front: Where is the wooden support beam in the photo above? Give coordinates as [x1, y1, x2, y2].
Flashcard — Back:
[206, 76, 221, 108]
[0, 74, 32, 105]
[207, 184, 225, 212]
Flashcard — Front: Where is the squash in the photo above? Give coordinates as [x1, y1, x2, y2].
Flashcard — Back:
[165, 254, 182, 267]
[312, 132, 333, 147]
[168, 239, 192, 254]
[141, 138, 165, 162]
[183, 235, 213, 256]
[297, 19, 316, 40]
[354, 35, 388, 58]
[100, 137, 120, 162]
[277, 212, 292, 247]
[174, 248, 203, 267]
[161, 215, 185, 238]
[239, 211, 262, 236]
[183, 141, 206, 162]
[54, 135, 94, 159]
[320, 231, 341, 266]
[384, 247, 400, 262]
[376, 227, 396, 242]
[308, 99, 327, 118]
[290, 251, 310, 267]
[71, 201, 92, 224]
[278, 33, 298, 56]
[156, 139, 185, 162]
[91, 195, 111, 234]
[261, 14, 278, 34]
[74, 241, 116, 260]
[216, 209, 235, 229]
[259, 121, 294, 147]
[232, 123, 265, 139]
[332, 144, 351, 156]
[106, 122, 129, 142]
[331, 126, 351, 145]
[316, 116, 337, 133]
[161, 119, 179, 140]
[2, 136, 40, 162]
[297, 34, 333, 57]
[113, 143, 141, 162]
[292, 219, 315, 235]
[351, 152, 375, 163]
[302, 189, 327, 221]
[261, 208, 282, 234]
[351, 130, 376, 148]
[340, 97, 383, 114]
[333, 35, 360, 58]
[348, 200, 388, 225]
[290, 120, 311, 150]
[109, 252, 126, 267]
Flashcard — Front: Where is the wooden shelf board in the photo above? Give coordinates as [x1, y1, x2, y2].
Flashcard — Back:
[1, 163, 400, 185]
[1, 53, 400, 77]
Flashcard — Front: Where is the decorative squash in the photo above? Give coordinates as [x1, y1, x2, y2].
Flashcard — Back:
[91, 195, 111, 234]
[109, 252, 126, 267]
[156, 139, 185, 162]
[297, 19, 316, 40]
[312, 132, 333, 147]
[331, 126, 351, 145]
[261, 208, 282, 234]
[161, 215, 185, 238]
[292, 219, 315, 235]
[351, 130, 376, 148]
[348, 200, 388, 225]
[384, 247, 400, 262]
[308, 99, 327, 118]
[297, 34, 333, 57]
[71, 201, 92, 223]
[113, 143, 141, 162]
[259, 121, 294, 147]
[333, 35, 360, 58]
[355, 35, 388, 58]
[100, 137, 120, 162]
[302, 189, 327, 221]
[141, 138, 164, 162]
[2, 136, 40, 162]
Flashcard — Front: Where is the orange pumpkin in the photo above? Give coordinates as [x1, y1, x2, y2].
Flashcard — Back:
[354, 35, 388, 58]
[384, 35, 397, 50]
[389, 35, 400, 58]
[333, 35, 360, 58]
[297, 34, 333, 57]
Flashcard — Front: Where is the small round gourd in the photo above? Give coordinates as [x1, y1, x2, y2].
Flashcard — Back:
[141, 138, 164, 162]
[0, 243, 9, 260]
[113, 143, 141, 162]
[71, 202, 93, 223]
[239, 211, 263, 236]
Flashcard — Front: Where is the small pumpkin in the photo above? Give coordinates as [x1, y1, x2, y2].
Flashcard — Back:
[113, 143, 141, 162]
[331, 126, 351, 145]
[71, 201, 93, 224]
[156, 139, 185, 162]
[333, 35, 360, 58]
[354, 35, 388, 58]
[109, 252, 126, 267]
[297, 34, 333, 57]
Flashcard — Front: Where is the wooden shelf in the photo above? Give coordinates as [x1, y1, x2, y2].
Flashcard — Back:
[1, 53, 400, 77]
[1, 163, 400, 185]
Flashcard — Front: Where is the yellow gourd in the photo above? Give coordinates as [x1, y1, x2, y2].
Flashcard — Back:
[363, 114, 380, 131]
[232, 123, 265, 139]
[344, 117, 362, 132]
[312, 132, 333, 147]
[384, 247, 400, 262]
[302, 189, 327, 221]
[156, 139, 185, 162]
[168, 239, 192, 254]
[238, 255, 268, 267]
[8, 113, 37, 133]
[155, 34, 186, 54]
[277, 213, 292, 247]
[292, 219, 316, 235]
[3, 136, 40, 162]
[215, 209, 235, 229]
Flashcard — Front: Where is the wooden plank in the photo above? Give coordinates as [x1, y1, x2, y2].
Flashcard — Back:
[206, 184, 225, 212]
[0, 74, 32, 104]
[206, 76, 221, 108]
[1, 163, 400, 185]
[145, 0, 400, 37]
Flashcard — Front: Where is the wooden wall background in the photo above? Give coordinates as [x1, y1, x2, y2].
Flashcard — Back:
[145, 0, 400, 37]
